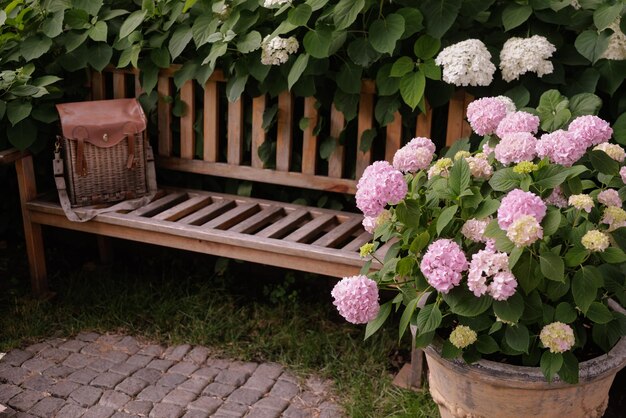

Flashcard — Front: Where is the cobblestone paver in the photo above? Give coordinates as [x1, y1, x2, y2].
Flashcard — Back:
[0, 333, 343, 417]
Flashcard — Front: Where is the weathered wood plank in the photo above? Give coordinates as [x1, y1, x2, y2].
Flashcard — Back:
[134, 73, 143, 97]
[328, 104, 345, 178]
[385, 111, 402, 163]
[113, 72, 126, 99]
[91, 72, 106, 100]
[180, 79, 195, 160]
[302, 97, 318, 175]
[276, 91, 294, 172]
[356, 91, 374, 178]
[229, 206, 284, 234]
[251, 95, 266, 169]
[178, 200, 235, 225]
[416, 100, 433, 138]
[0, 148, 28, 164]
[312, 217, 363, 248]
[152, 195, 212, 222]
[204, 80, 220, 162]
[342, 230, 372, 252]
[227, 98, 244, 165]
[446, 89, 470, 146]
[157, 75, 173, 157]
[255, 208, 309, 239]
[283, 214, 336, 243]
[202, 203, 259, 229]
[128, 192, 187, 217]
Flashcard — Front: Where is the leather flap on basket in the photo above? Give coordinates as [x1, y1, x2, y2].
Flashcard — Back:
[56, 98, 147, 148]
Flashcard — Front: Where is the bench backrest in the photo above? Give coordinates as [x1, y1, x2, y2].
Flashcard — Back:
[90, 67, 471, 194]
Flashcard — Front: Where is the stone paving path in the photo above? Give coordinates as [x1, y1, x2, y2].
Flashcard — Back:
[0, 333, 343, 418]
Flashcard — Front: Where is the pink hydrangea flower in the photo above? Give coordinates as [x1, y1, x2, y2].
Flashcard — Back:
[420, 239, 468, 294]
[494, 132, 537, 165]
[540, 322, 575, 353]
[621, 166, 626, 184]
[489, 271, 518, 301]
[568, 115, 613, 147]
[506, 215, 543, 247]
[497, 189, 547, 230]
[598, 189, 622, 207]
[536, 130, 587, 167]
[356, 161, 408, 217]
[461, 218, 491, 242]
[495, 111, 540, 138]
[331, 275, 380, 324]
[392, 137, 436, 173]
[467, 249, 510, 297]
[361, 210, 391, 234]
[466, 97, 509, 136]
[545, 186, 568, 208]
[466, 154, 494, 179]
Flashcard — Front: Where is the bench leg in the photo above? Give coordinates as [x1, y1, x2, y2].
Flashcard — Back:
[15, 155, 48, 296]
[392, 346, 427, 391]
[97, 236, 114, 264]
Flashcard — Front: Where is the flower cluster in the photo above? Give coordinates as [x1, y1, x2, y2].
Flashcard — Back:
[434, 39, 495, 86]
[330, 275, 380, 324]
[262, 0, 291, 7]
[332, 91, 625, 384]
[602, 19, 626, 61]
[499, 36, 556, 82]
[260, 36, 299, 66]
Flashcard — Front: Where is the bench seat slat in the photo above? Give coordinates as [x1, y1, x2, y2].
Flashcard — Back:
[178, 200, 235, 225]
[342, 230, 372, 252]
[312, 217, 363, 248]
[283, 214, 336, 243]
[229, 206, 284, 234]
[151, 195, 212, 222]
[201, 203, 259, 230]
[129, 192, 187, 217]
[255, 208, 310, 239]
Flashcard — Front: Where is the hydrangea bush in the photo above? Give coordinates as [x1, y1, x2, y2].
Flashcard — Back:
[331, 92, 626, 383]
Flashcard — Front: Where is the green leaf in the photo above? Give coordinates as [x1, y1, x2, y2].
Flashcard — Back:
[226, 73, 248, 103]
[183, 0, 197, 12]
[475, 334, 499, 354]
[333, 90, 358, 121]
[613, 112, 626, 145]
[505, 324, 529, 353]
[192, 14, 219, 48]
[236, 31, 261, 54]
[169, 25, 193, 61]
[390, 56, 415, 78]
[473, 199, 500, 220]
[72, 0, 103, 15]
[569, 93, 602, 118]
[119, 10, 147, 39]
[333, 0, 364, 30]
[565, 246, 589, 267]
[201, 42, 227, 69]
[488, 168, 523, 192]
[7, 119, 37, 150]
[419, 59, 441, 81]
[555, 302, 578, 323]
[65, 9, 90, 29]
[150, 47, 171, 69]
[419, 0, 462, 39]
[359, 129, 377, 153]
[586, 302, 613, 324]
[303, 28, 332, 58]
[540, 251, 564, 282]
[42, 11, 64, 38]
[540, 351, 563, 383]
[542, 208, 562, 237]
[436, 205, 458, 235]
[414, 331, 435, 348]
[416, 304, 442, 334]
[88, 20, 108, 42]
[597, 59, 626, 96]
[575, 30, 610, 64]
[374, 96, 401, 126]
[505, 85, 530, 109]
[364, 301, 391, 339]
[536, 89, 570, 132]
[493, 292, 524, 324]
[288, 4, 312, 25]
[347, 38, 381, 67]
[287, 53, 309, 91]
[443, 287, 492, 317]
[319, 136, 337, 160]
[399, 297, 419, 340]
[376, 65, 400, 96]
[399, 71, 425, 110]
[337, 63, 362, 94]
[533, 165, 588, 189]
[88, 43, 113, 72]
[397, 7, 424, 39]
[7, 101, 32, 126]
[449, 158, 470, 197]
[502, 4, 532, 31]
[369, 14, 405, 54]
[413, 35, 440, 60]
[409, 231, 430, 254]
[601, 247, 626, 264]
[20, 36, 52, 61]
[593, 3, 622, 31]
[589, 150, 620, 175]
[572, 268, 598, 314]
[441, 339, 462, 358]
[558, 352, 579, 384]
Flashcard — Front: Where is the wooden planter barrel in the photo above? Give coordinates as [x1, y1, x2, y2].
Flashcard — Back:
[423, 333, 626, 418]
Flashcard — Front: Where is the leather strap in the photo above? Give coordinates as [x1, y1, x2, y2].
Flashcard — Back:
[53, 139, 158, 223]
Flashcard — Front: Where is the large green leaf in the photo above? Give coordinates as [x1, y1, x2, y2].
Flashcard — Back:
[376, 64, 400, 96]
[475, 334, 499, 354]
[413, 35, 440, 60]
[88, 20, 108, 42]
[390, 56, 415, 78]
[419, 0, 462, 39]
[364, 301, 391, 339]
[236, 31, 262, 54]
[7, 119, 37, 150]
[333, 0, 364, 30]
[613, 112, 626, 145]
[536, 89, 570, 132]
[303, 27, 332, 58]
[347, 38, 381, 67]
[416, 303, 442, 334]
[399, 298, 419, 341]
[488, 168, 523, 192]
[119, 9, 147, 39]
[192, 14, 219, 48]
[397, 7, 424, 39]
[288, 4, 312, 26]
[336, 62, 362, 94]
[443, 287, 492, 317]
[42, 11, 64, 38]
[288, 53, 309, 90]
[540, 351, 563, 383]
[7, 101, 32, 126]
[493, 292, 524, 323]
[436, 205, 458, 235]
[555, 302, 578, 323]
[502, 4, 532, 31]
[597, 59, 626, 96]
[586, 302, 613, 324]
[568, 93, 602, 118]
[540, 251, 564, 282]
[88, 43, 113, 72]
[369, 14, 405, 55]
[593, 3, 622, 31]
[473, 199, 500, 219]
[169, 25, 193, 60]
[533, 165, 588, 189]
[589, 150, 620, 175]
[20, 36, 52, 61]
[72, 0, 103, 15]
[399, 71, 425, 110]
[505, 323, 529, 353]
[449, 158, 470, 197]
[574, 30, 610, 64]
[572, 267, 598, 314]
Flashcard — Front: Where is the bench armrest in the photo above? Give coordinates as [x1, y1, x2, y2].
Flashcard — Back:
[0, 147, 30, 165]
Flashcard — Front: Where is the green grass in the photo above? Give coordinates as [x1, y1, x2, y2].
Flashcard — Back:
[0, 237, 438, 417]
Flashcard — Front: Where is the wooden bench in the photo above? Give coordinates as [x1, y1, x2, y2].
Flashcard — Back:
[12, 66, 471, 387]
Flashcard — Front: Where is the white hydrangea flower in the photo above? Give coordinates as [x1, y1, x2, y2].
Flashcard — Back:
[602, 19, 626, 61]
[434, 39, 496, 86]
[261, 36, 299, 66]
[499, 36, 556, 82]
[263, 0, 292, 7]
[495, 95, 517, 113]
[570, 0, 581, 9]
